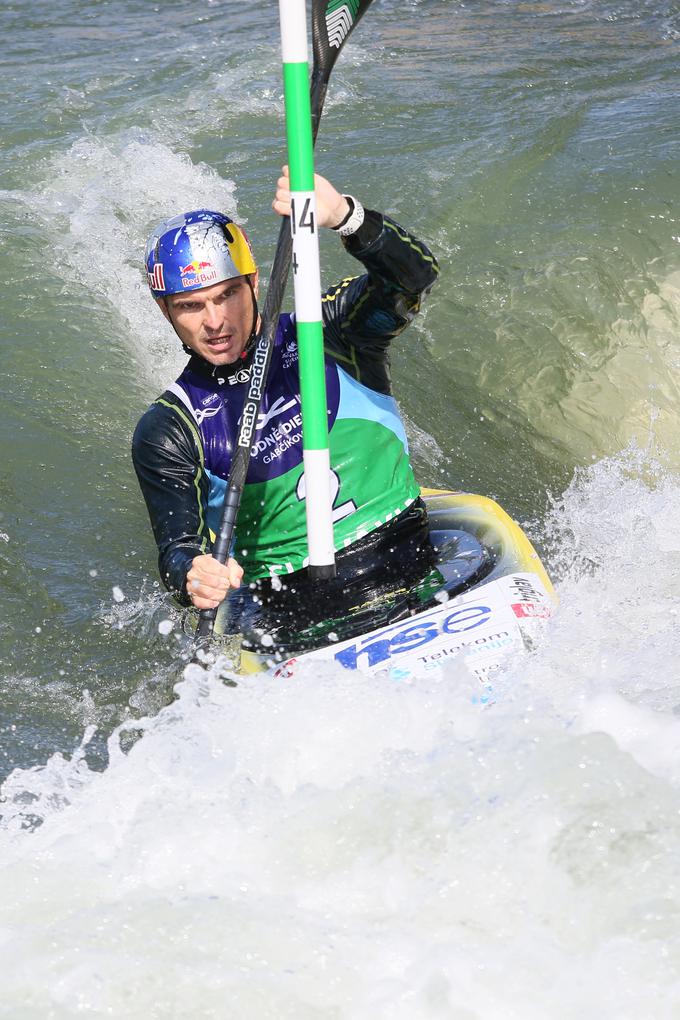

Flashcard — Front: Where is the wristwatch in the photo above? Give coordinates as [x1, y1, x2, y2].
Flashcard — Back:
[332, 195, 365, 237]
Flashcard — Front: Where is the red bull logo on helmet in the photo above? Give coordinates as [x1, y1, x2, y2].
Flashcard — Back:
[180, 260, 213, 276]
[147, 263, 165, 292]
[178, 258, 218, 288]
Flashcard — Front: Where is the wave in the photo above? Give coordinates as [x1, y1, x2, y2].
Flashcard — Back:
[2, 447, 679, 1016]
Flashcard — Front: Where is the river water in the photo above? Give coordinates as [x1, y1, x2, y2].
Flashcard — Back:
[2, 0, 680, 1015]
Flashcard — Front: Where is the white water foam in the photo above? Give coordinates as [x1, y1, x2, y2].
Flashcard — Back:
[12, 131, 244, 390]
[2, 448, 680, 1017]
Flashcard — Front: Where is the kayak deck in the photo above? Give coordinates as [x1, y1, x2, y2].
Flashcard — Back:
[238, 490, 556, 681]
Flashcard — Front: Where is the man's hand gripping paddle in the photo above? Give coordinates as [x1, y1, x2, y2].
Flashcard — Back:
[193, 0, 375, 656]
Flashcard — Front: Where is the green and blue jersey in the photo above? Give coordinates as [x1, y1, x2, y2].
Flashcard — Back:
[133, 209, 439, 599]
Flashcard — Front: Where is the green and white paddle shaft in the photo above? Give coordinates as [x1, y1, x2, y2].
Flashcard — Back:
[279, 0, 336, 579]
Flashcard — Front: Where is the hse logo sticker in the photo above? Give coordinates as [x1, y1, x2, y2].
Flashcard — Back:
[326, 0, 359, 48]
[335, 604, 493, 671]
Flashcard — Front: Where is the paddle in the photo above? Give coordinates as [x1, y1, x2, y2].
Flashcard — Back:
[194, 0, 375, 653]
[283, 0, 338, 580]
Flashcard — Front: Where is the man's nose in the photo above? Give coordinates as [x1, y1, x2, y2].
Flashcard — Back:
[204, 303, 223, 331]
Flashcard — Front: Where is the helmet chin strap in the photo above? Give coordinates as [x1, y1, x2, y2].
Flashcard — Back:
[239, 274, 260, 364]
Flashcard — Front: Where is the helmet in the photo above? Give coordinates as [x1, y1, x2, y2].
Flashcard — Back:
[145, 209, 257, 298]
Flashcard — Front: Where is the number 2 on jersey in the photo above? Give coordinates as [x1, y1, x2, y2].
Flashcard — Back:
[296, 468, 356, 523]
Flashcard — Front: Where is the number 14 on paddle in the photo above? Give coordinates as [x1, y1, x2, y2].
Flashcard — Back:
[279, 0, 336, 580]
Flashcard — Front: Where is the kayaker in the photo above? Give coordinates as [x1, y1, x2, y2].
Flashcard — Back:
[132, 168, 440, 651]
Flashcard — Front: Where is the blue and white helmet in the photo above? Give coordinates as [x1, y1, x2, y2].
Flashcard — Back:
[145, 209, 257, 298]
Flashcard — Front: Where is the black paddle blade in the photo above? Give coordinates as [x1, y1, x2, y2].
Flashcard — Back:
[311, 0, 375, 81]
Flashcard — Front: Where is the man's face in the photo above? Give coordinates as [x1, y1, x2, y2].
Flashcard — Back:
[159, 274, 258, 366]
